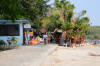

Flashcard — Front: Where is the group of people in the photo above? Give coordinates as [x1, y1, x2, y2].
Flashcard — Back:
[42, 33, 54, 44]
[29, 32, 54, 45]
[29, 30, 85, 47]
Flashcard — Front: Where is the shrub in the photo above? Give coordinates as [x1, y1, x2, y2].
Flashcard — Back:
[0, 40, 6, 45]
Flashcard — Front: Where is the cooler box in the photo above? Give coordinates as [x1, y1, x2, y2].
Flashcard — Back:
[29, 40, 37, 45]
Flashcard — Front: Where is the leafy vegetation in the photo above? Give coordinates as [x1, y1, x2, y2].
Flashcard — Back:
[87, 26, 100, 40]
[0, 0, 24, 21]
[42, 0, 90, 40]
[20, 0, 49, 30]
[0, 40, 6, 45]
[0, 0, 49, 30]
[0, 0, 91, 41]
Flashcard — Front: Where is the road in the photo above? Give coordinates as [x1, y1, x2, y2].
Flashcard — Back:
[0, 44, 57, 66]
[41, 46, 100, 66]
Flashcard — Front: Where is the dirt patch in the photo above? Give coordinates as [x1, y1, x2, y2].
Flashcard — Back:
[89, 52, 100, 56]
[55, 58, 62, 63]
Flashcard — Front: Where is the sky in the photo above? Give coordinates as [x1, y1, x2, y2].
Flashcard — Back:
[48, 0, 100, 26]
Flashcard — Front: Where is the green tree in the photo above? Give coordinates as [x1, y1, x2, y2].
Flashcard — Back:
[87, 26, 100, 40]
[42, 0, 90, 44]
[42, 11, 62, 31]
[0, 0, 24, 21]
[74, 10, 90, 38]
[0, 0, 49, 31]
[42, 0, 75, 32]
[20, 0, 49, 30]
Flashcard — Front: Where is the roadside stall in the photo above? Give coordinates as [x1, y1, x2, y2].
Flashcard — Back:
[0, 20, 32, 46]
[23, 23, 33, 45]
[54, 29, 63, 45]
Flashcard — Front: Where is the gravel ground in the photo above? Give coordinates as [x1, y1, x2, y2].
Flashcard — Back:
[41, 46, 100, 66]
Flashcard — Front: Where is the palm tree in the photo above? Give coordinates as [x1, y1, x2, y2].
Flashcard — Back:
[42, 0, 90, 46]
[74, 10, 90, 38]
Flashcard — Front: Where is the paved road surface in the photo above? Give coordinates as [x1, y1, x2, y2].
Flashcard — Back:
[41, 46, 100, 66]
[0, 44, 57, 66]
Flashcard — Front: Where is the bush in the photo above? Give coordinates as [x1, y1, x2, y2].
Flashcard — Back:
[0, 40, 6, 45]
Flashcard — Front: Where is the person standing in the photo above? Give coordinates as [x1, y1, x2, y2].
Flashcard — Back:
[48, 34, 51, 44]
[61, 32, 65, 46]
[43, 33, 48, 44]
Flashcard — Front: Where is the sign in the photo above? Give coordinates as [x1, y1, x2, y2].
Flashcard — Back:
[24, 24, 31, 28]
[29, 32, 33, 36]
[24, 32, 33, 36]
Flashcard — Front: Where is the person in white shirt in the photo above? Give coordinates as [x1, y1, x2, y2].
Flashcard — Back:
[43, 33, 48, 44]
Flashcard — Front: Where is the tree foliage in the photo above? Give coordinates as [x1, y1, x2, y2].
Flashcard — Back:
[42, 0, 75, 31]
[74, 10, 90, 38]
[0, 0, 24, 20]
[0, 0, 49, 30]
[20, 0, 49, 30]
[0, 0, 90, 39]
[87, 26, 100, 39]
[42, 0, 90, 39]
